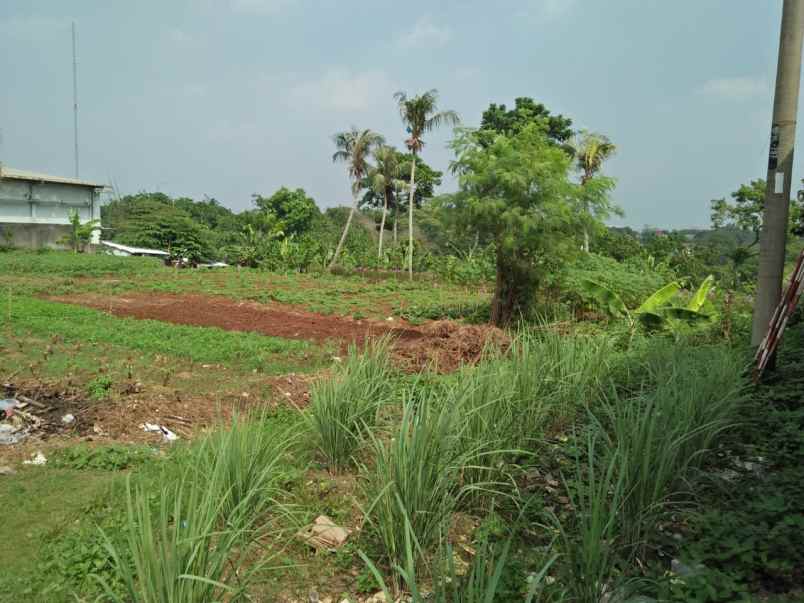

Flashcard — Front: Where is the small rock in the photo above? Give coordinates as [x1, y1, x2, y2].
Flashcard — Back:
[0, 465, 16, 475]
[62, 413, 76, 425]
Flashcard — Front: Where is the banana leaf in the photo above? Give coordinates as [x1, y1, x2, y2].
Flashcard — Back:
[579, 279, 628, 318]
[635, 282, 680, 314]
[687, 275, 715, 311]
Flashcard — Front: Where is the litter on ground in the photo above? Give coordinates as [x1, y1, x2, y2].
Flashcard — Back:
[141, 422, 179, 442]
[23, 451, 47, 466]
[298, 515, 352, 552]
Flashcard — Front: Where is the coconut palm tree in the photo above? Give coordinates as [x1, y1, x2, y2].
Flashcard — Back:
[368, 145, 404, 259]
[329, 127, 385, 270]
[572, 130, 617, 252]
[394, 89, 460, 279]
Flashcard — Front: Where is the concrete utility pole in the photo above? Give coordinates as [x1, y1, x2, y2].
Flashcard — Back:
[751, 0, 804, 346]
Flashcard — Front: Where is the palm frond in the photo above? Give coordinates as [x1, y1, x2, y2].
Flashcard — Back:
[424, 109, 461, 132]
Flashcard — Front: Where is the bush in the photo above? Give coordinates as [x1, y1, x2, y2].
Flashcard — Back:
[560, 253, 668, 309]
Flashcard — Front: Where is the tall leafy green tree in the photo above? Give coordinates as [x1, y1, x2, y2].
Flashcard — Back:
[366, 145, 404, 259]
[361, 151, 442, 244]
[480, 97, 573, 151]
[450, 124, 584, 326]
[394, 89, 459, 279]
[571, 130, 619, 252]
[330, 127, 384, 269]
[710, 179, 780, 287]
[251, 187, 319, 236]
[710, 179, 766, 246]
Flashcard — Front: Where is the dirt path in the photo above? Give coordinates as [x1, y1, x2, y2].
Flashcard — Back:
[52, 292, 416, 344]
[51, 292, 509, 373]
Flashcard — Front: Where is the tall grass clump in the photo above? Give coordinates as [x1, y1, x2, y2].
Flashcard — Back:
[486, 329, 613, 448]
[97, 474, 259, 602]
[192, 412, 296, 519]
[364, 394, 499, 588]
[449, 358, 522, 501]
[550, 432, 629, 603]
[309, 336, 393, 471]
[360, 505, 558, 602]
[98, 416, 295, 601]
[595, 342, 746, 554]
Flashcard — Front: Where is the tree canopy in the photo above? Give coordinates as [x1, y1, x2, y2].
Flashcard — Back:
[449, 123, 587, 325]
[480, 97, 574, 151]
[251, 187, 320, 237]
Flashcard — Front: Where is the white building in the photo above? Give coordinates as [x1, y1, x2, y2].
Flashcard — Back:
[0, 164, 105, 249]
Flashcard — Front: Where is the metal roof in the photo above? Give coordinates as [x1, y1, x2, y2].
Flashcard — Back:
[100, 241, 169, 256]
[0, 165, 106, 188]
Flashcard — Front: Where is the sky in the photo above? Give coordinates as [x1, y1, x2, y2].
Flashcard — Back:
[0, 1, 797, 229]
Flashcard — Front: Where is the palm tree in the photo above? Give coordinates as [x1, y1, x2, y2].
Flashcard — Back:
[394, 89, 459, 279]
[329, 127, 385, 270]
[368, 145, 404, 259]
[572, 130, 617, 252]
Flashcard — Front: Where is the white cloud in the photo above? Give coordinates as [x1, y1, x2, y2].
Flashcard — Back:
[395, 16, 452, 50]
[287, 68, 395, 112]
[517, 0, 576, 22]
[698, 76, 769, 102]
[230, 0, 296, 15]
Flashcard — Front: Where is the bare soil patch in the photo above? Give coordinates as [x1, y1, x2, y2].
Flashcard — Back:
[52, 292, 509, 372]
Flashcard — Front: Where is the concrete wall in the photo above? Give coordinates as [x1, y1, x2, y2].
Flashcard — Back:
[1, 223, 72, 249]
[0, 178, 101, 249]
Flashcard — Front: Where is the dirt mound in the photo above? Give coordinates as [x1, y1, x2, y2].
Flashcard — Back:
[393, 320, 511, 372]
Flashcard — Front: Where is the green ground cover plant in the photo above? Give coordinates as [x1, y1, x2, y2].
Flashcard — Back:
[3, 296, 323, 373]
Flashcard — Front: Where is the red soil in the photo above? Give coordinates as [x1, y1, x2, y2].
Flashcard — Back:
[52, 292, 509, 373]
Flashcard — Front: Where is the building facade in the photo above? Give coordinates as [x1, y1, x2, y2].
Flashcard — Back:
[0, 165, 104, 249]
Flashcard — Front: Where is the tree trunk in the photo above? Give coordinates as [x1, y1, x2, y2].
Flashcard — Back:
[378, 188, 389, 260]
[393, 204, 398, 244]
[329, 190, 358, 270]
[582, 228, 590, 253]
[407, 155, 417, 280]
[489, 250, 534, 327]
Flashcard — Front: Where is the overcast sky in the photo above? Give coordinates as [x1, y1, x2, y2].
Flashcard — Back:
[1, 1, 798, 228]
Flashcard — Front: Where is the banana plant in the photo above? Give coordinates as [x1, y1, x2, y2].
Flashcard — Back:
[580, 275, 716, 330]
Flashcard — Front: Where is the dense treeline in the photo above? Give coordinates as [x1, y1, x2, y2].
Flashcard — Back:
[93, 93, 804, 326]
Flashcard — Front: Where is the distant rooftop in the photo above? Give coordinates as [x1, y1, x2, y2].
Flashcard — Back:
[0, 164, 106, 188]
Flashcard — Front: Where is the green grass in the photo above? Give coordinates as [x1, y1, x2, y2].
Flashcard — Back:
[0, 249, 166, 277]
[0, 467, 119, 602]
[2, 297, 325, 373]
[309, 338, 394, 471]
[0, 250, 487, 321]
[99, 415, 296, 602]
